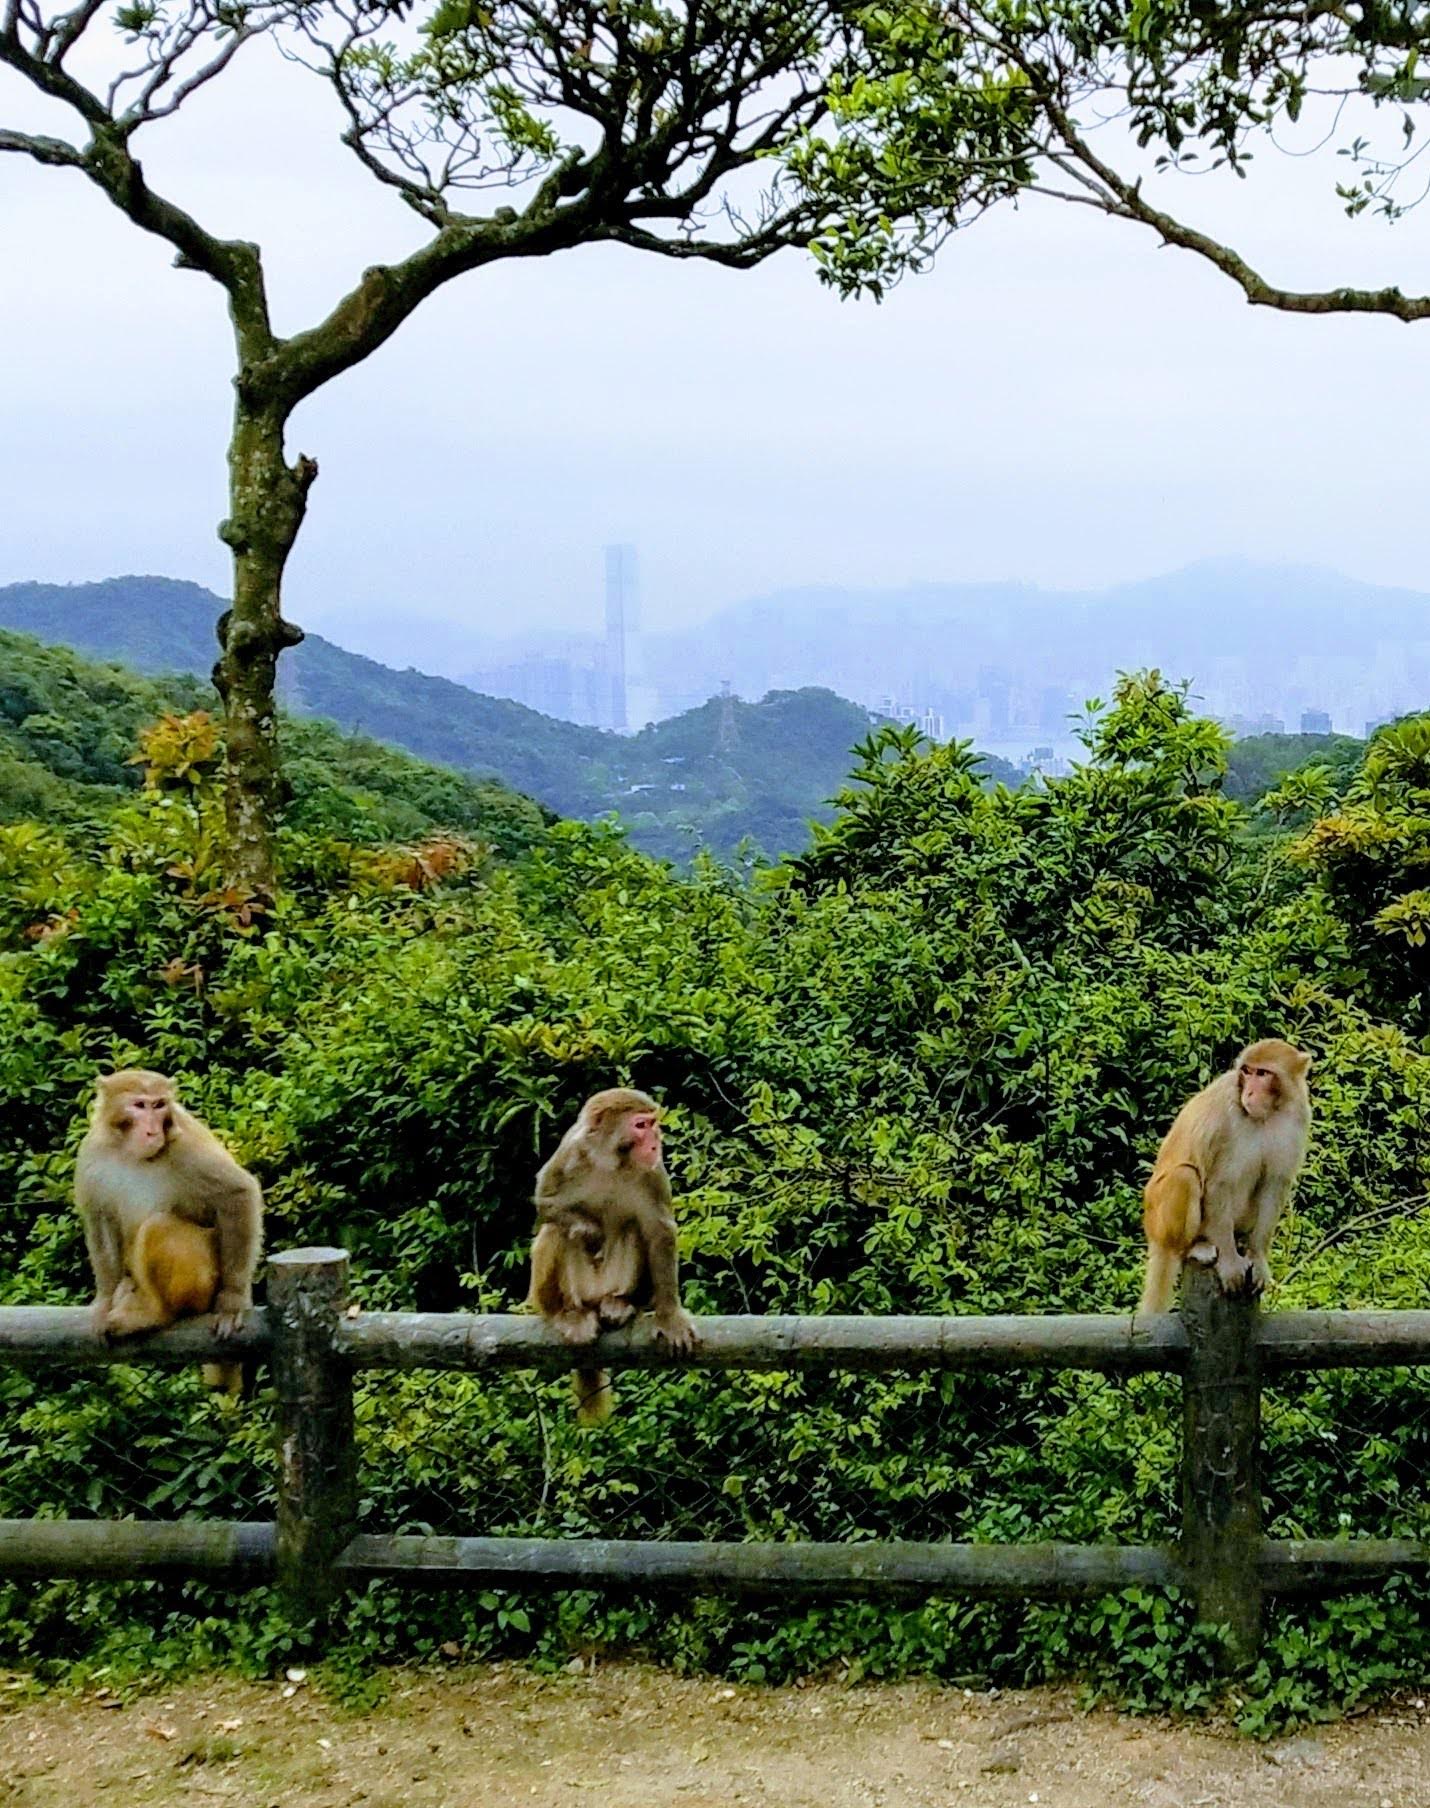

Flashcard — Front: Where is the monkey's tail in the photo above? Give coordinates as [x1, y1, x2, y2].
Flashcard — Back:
[1138, 1248, 1182, 1317]
[201, 1361, 244, 1397]
[573, 1367, 614, 1426]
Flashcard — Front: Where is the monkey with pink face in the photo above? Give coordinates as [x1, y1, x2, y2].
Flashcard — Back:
[75, 1069, 263, 1391]
[528, 1088, 698, 1423]
[1139, 1039, 1312, 1315]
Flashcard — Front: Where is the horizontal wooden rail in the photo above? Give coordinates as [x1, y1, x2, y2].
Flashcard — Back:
[0, 1519, 274, 1580]
[339, 1535, 1430, 1598]
[1256, 1310, 1430, 1370]
[338, 1310, 1188, 1373]
[3, 1521, 1423, 1599]
[6, 1303, 1430, 1376]
[337, 1535, 1176, 1596]
[0, 1307, 272, 1368]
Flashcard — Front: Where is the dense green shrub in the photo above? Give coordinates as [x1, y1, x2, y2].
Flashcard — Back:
[2, 671, 1429, 1729]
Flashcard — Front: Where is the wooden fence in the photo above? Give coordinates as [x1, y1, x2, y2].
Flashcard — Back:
[2, 1246, 1430, 1667]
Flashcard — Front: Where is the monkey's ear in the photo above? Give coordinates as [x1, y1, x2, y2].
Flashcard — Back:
[1295, 1051, 1314, 1078]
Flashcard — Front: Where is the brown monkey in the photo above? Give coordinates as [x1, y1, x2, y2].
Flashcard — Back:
[527, 1088, 698, 1424]
[1138, 1039, 1312, 1315]
[75, 1070, 263, 1392]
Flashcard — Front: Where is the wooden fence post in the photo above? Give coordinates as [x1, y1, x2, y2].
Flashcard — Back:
[269, 1247, 356, 1628]
[1180, 1260, 1263, 1668]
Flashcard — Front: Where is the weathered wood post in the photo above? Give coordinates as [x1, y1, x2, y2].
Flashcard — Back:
[269, 1248, 356, 1628]
[1180, 1259, 1263, 1668]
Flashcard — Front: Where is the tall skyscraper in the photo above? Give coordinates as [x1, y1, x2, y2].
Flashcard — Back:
[604, 544, 638, 732]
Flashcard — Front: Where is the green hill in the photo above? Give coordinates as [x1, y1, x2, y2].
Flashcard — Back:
[0, 630, 550, 855]
[1223, 729, 1365, 802]
[0, 576, 1018, 861]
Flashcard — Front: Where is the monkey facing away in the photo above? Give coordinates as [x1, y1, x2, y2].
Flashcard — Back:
[75, 1070, 263, 1392]
[528, 1088, 698, 1425]
[1138, 1039, 1312, 1316]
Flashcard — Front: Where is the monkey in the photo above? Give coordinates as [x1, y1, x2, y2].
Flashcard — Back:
[75, 1070, 263, 1393]
[1138, 1039, 1312, 1315]
[527, 1088, 698, 1425]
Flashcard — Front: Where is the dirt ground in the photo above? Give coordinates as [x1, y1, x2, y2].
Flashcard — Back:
[4, 1662, 1430, 1808]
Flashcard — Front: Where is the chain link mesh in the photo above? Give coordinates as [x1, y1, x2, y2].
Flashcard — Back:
[3, 1347, 1428, 1557]
[0, 1362, 272, 1524]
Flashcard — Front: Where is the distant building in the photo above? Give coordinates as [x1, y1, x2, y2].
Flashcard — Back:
[1038, 687, 1070, 734]
[603, 543, 658, 731]
[977, 668, 1011, 736]
[1365, 716, 1393, 740]
[1225, 712, 1285, 738]
[604, 544, 636, 732]
[1300, 709, 1332, 736]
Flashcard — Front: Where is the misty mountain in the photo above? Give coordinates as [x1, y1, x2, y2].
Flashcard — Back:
[0, 576, 971, 861]
[640, 561, 1430, 733]
[394, 560, 1426, 738]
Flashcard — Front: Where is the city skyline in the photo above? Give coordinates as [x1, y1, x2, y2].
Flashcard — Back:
[388, 549, 1430, 754]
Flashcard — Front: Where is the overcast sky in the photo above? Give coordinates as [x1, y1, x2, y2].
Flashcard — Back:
[3, 38, 1429, 657]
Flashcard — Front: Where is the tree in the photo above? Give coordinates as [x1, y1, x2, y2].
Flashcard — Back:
[0, 0, 950, 891]
[792, 0, 1430, 318]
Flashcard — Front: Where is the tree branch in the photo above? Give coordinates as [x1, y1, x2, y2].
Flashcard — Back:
[0, 124, 85, 165]
[1032, 75, 1430, 321]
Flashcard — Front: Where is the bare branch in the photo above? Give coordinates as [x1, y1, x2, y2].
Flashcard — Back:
[0, 123, 85, 163]
[48, 0, 106, 62]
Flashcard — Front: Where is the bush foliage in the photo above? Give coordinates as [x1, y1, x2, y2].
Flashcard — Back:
[1, 671, 1428, 1730]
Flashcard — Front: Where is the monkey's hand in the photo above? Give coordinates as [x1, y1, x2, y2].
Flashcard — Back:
[566, 1219, 604, 1256]
[213, 1290, 250, 1338]
[89, 1297, 113, 1339]
[1247, 1255, 1273, 1297]
[651, 1306, 698, 1353]
[1214, 1250, 1254, 1295]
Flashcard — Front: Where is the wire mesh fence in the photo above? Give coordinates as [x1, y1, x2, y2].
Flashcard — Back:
[350, 1364, 1183, 1549]
[0, 1361, 272, 1525]
[6, 1345, 1430, 1563]
[1261, 1365, 1430, 1543]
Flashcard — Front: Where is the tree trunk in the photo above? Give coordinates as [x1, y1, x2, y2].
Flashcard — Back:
[214, 398, 314, 894]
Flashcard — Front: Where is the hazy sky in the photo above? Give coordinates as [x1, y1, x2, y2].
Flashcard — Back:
[3, 38, 1429, 656]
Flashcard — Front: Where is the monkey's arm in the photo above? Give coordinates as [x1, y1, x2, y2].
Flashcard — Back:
[211, 1173, 263, 1335]
[76, 1192, 123, 1332]
[639, 1179, 697, 1351]
[1245, 1174, 1292, 1294]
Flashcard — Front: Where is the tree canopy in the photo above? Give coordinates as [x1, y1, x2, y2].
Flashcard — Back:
[793, 0, 1430, 317]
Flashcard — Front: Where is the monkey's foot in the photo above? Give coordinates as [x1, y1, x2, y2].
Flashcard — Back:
[213, 1293, 249, 1338]
[1187, 1240, 1218, 1267]
[1214, 1251, 1254, 1294]
[1247, 1256, 1273, 1297]
[103, 1306, 164, 1337]
[651, 1307, 699, 1353]
[554, 1310, 600, 1345]
[597, 1298, 637, 1328]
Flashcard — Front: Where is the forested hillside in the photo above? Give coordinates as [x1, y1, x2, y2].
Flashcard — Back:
[0, 632, 550, 855]
[0, 577, 1017, 859]
[2, 672, 1428, 1725]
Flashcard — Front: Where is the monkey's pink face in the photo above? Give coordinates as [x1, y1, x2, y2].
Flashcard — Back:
[113, 1095, 173, 1159]
[623, 1110, 663, 1170]
[1239, 1064, 1282, 1122]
